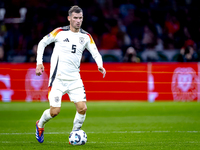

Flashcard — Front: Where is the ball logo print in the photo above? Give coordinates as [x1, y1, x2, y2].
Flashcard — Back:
[69, 129, 87, 145]
[70, 133, 80, 145]
[171, 67, 197, 101]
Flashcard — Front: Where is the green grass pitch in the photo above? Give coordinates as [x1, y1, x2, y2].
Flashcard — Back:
[0, 101, 200, 150]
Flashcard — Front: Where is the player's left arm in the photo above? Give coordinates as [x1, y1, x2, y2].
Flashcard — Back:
[86, 34, 106, 78]
[98, 66, 106, 78]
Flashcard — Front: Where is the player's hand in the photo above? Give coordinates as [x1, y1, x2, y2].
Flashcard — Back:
[98, 66, 106, 78]
[36, 64, 44, 76]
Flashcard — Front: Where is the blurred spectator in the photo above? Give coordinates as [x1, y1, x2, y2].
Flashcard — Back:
[141, 25, 157, 49]
[26, 44, 37, 62]
[0, 45, 6, 62]
[164, 14, 180, 36]
[100, 30, 119, 50]
[184, 38, 195, 49]
[163, 13, 180, 49]
[125, 9, 143, 41]
[1, 0, 200, 62]
[5, 23, 26, 55]
[116, 18, 131, 52]
[100, 19, 120, 50]
[123, 46, 140, 63]
[142, 49, 159, 62]
[195, 26, 200, 50]
[0, 23, 7, 45]
[119, 0, 136, 18]
[26, 43, 53, 63]
[154, 38, 164, 51]
[131, 37, 143, 52]
[163, 35, 176, 50]
[177, 46, 198, 62]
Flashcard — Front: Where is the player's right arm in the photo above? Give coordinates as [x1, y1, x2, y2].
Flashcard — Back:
[36, 28, 60, 76]
[36, 64, 44, 76]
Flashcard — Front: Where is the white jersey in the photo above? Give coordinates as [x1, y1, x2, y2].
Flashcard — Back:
[37, 26, 103, 81]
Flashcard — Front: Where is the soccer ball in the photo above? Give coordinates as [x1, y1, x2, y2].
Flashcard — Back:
[69, 129, 87, 145]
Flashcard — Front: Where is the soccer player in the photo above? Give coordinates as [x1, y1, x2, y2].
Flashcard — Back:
[35, 5, 106, 143]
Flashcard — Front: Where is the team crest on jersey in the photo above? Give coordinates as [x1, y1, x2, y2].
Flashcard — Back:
[171, 67, 197, 101]
[79, 37, 84, 45]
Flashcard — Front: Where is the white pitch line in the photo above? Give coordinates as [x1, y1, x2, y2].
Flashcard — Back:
[1, 141, 200, 144]
[0, 141, 136, 144]
[0, 131, 199, 135]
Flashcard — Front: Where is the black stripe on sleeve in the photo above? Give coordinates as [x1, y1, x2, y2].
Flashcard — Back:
[49, 57, 59, 87]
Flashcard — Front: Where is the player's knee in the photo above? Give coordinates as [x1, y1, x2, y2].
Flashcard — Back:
[51, 110, 60, 117]
[50, 107, 60, 117]
[78, 106, 87, 115]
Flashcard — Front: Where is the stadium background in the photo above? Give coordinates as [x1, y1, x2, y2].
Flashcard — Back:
[0, 0, 200, 102]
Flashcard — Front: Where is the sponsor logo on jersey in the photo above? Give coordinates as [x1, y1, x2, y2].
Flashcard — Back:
[63, 38, 69, 42]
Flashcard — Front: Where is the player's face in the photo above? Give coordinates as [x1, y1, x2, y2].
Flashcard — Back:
[68, 12, 83, 32]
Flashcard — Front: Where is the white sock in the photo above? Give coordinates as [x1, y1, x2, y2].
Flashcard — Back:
[72, 111, 86, 130]
[38, 109, 52, 128]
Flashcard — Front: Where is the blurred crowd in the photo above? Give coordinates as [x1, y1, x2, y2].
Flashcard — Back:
[0, 0, 200, 63]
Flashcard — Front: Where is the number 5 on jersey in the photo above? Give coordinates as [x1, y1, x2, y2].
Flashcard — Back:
[72, 45, 76, 53]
